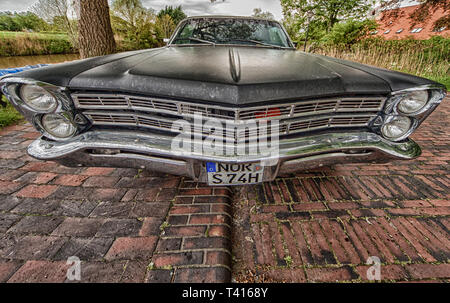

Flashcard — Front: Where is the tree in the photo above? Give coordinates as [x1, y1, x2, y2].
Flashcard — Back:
[155, 14, 176, 38]
[252, 8, 275, 20]
[378, 0, 449, 30]
[78, 0, 116, 58]
[111, 0, 158, 49]
[32, 0, 78, 47]
[281, 0, 375, 36]
[157, 6, 187, 25]
[321, 19, 377, 45]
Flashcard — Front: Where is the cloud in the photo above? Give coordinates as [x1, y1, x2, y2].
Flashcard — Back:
[141, 0, 283, 20]
[0, 0, 284, 20]
[0, 0, 36, 12]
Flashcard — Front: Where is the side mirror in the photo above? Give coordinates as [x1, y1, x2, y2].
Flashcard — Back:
[163, 38, 170, 45]
[293, 41, 298, 48]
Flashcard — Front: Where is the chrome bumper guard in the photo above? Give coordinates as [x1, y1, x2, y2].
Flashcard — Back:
[28, 130, 421, 183]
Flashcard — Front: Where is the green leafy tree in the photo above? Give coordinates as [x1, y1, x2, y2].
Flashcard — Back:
[281, 0, 376, 41]
[155, 14, 176, 38]
[252, 8, 275, 20]
[157, 6, 187, 25]
[321, 19, 377, 45]
[0, 12, 48, 32]
[111, 0, 158, 49]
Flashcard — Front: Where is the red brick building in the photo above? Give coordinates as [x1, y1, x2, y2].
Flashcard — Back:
[373, 4, 449, 40]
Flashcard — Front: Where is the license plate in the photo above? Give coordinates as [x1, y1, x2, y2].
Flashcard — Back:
[206, 162, 264, 186]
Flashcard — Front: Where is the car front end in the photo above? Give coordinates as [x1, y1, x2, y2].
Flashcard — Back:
[0, 16, 446, 186]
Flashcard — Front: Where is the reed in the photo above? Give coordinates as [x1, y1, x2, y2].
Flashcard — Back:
[312, 37, 450, 88]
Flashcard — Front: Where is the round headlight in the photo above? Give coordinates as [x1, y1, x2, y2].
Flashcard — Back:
[397, 90, 428, 114]
[381, 116, 412, 141]
[41, 113, 76, 138]
[20, 84, 57, 112]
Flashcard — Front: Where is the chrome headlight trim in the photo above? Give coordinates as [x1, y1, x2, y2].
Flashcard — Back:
[20, 84, 58, 113]
[385, 85, 446, 117]
[39, 112, 77, 140]
[381, 115, 418, 142]
[0, 77, 83, 141]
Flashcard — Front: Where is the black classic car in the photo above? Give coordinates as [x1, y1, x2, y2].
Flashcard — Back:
[0, 16, 446, 186]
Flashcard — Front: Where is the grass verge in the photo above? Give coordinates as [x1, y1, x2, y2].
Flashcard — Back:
[0, 96, 23, 128]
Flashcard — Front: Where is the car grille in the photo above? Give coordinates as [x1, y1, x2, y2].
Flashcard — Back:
[73, 93, 385, 121]
[73, 92, 385, 140]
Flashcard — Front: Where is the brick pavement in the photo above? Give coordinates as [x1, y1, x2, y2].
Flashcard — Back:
[0, 125, 232, 282]
[0, 97, 448, 283]
[231, 97, 450, 283]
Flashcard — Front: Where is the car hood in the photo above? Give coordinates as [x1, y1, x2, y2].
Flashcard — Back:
[6, 46, 439, 106]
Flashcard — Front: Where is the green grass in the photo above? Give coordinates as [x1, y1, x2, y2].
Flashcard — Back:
[0, 96, 23, 128]
[0, 31, 68, 40]
[428, 76, 450, 90]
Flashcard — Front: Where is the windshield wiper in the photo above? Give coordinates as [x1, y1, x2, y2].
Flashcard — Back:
[173, 37, 216, 45]
[226, 39, 284, 49]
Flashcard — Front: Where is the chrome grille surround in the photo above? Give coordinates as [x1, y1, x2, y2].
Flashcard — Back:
[74, 92, 385, 141]
[73, 93, 386, 122]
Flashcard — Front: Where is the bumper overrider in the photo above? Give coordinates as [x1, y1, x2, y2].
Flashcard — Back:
[28, 130, 421, 183]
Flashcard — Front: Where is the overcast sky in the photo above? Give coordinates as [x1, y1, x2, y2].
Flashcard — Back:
[0, 0, 424, 21]
[0, 0, 285, 20]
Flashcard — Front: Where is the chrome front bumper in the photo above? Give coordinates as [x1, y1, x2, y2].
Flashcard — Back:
[28, 130, 421, 183]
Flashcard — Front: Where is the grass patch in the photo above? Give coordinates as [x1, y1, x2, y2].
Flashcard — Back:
[0, 31, 68, 40]
[0, 96, 23, 128]
[0, 31, 75, 56]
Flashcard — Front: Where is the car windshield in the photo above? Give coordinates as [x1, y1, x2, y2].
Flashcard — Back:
[171, 18, 292, 48]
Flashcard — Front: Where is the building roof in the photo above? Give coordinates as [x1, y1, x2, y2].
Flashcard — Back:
[373, 4, 449, 40]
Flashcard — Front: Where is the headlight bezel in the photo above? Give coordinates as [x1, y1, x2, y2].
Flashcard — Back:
[0, 77, 85, 141]
[20, 84, 58, 113]
[39, 112, 77, 140]
[396, 90, 429, 115]
[380, 85, 446, 142]
[381, 115, 417, 142]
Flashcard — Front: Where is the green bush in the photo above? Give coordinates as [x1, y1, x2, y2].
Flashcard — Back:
[321, 19, 378, 46]
[0, 96, 23, 128]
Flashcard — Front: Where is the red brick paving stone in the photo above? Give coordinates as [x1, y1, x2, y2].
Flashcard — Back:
[139, 217, 164, 236]
[90, 188, 125, 201]
[81, 167, 115, 176]
[0, 180, 25, 195]
[280, 222, 305, 265]
[1, 235, 67, 260]
[318, 219, 354, 264]
[306, 266, 357, 282]
[173, 267, 231, 283]
[389, 218, 438, 262]
[15, 184, 57, 199]
[8, 261, 70, 283]
[105, 237, 158, 260]
[146, 269, 174, 283]
[358, 219, 397, 264]
[405, 264, 450, 280]
[153, 251, 204, 267]
[356, 265, 410, 281]
[0, 260, 23, 282]
[82, 176, 120, 188]
[53, 174, 89, 186]
[262, 269, 307, 283]
[51, 218, 104, 237]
